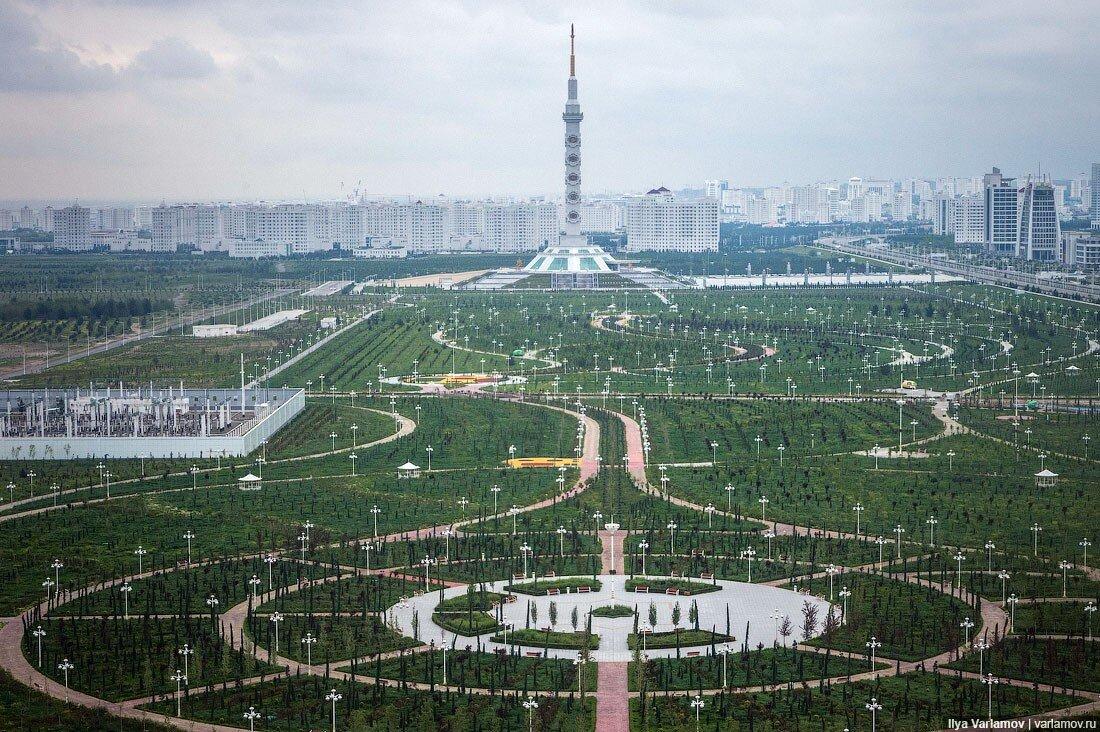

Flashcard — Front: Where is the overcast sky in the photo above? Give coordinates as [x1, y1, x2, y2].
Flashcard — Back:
[2, 0, 1098, 203]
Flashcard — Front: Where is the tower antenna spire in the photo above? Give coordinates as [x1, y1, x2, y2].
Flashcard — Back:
[570, 24, 575, 77]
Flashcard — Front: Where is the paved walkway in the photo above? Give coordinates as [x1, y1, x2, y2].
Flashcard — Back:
[595, 662, 629, 732]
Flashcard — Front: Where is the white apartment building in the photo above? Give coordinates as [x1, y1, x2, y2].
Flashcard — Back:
[448, 202, 486, 237]
[746, 196, 776, 225]
[951, 196, 985, 243]
[151, 204, 197, 252]
[360, 202, 448, 253]
[483, 203, 557, 253]
[890, 193, 913, 221]
[1062, 231, 1100, 269]
[556, 201, 622, 232]
[92, 207, 134, 230]
[790, 185, 831, 224]
[51, 205, 91, 249]
[244, 204, 330, 255]
[623, 188, 719, 253]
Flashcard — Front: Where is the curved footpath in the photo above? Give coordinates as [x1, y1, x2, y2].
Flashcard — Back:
[606, 405, 1100, 726]
[0, 393, 600, 731]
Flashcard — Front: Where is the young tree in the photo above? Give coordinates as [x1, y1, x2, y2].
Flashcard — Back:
[778, 615, 793, 650]
[571, 605, 579, 632]
[548, 601, 558, 628]
[671, 602, 682, 628]
[800, 601, 819, 641]
[648, 602, 658, 629]
[689, 600, 699, 630]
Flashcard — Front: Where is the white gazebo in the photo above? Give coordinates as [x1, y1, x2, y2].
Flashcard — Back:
[1034, 468, 1059, 489]
[237, 472, 262, 491]
[397, 462, 421, 479]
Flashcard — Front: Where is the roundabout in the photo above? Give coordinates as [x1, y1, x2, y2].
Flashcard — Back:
[393, 574, 833, 661]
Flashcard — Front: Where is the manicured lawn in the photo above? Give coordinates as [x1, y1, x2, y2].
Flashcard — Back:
[23, 616, 281, 702]
[432, 611, 502, 636]
[141, 674, 597, 731]
[490, 628, 599, 651]
[630, 647, 881, 691]
[436, 589, 512, 612]
[591, 604, 634, 618]
[631, 669, 1083, 730]
[245, 614, 418, 664]
[1013, 601, 1098, 636]
[796, 572, 978, 661]
[625, 577, 720, 596]
[256, 573, 436, 614]
[628, 629, 734, 650]
[0, 668, 175, 732]
[56, 558, 340, 616]
[367, 648, 597, 691]
[506, 578, 603, 595]
[945, 636, 1100, 692]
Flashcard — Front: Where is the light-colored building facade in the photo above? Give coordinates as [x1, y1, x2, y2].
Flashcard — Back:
[623, 188, 719, 253]
[1016, 180, 1060, 261]
[951, 196, 985, 244]
[484, 203, 558, 252]
[50, 205, 92, 250]
[1063, 231, 1100, 269]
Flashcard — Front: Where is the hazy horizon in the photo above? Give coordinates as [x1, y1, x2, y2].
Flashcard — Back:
[3, 0, 1098, 202]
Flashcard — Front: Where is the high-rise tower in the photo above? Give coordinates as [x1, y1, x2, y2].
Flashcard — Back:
[561, 24, 585, 245]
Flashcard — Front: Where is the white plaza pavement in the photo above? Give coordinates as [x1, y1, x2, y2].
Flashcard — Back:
[388, 574, 833, 662]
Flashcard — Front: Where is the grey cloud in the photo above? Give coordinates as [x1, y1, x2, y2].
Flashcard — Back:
[0, 3, 118, 92]
[127, 36, 217, 80]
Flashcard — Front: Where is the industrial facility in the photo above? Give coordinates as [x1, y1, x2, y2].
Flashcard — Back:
[0, 384, 304, 460]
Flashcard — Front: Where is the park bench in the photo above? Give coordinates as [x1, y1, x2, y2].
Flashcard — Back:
[699, 572, 714, 580]
[577, 586, 591, 593]
[545, 570, 557, 577]
[503, 595, 518, 604]
[686, 651, 701, 657]
[665, 588, 680, 596]
[546, 588, 560, 596]
[512, 573, 525, 581]
[635, 586, 650, 593]
[525, 651, 541, 657]
[670, 570, 683, 578]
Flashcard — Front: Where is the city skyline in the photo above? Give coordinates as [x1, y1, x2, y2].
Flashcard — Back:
[2, 0, 1098, 201]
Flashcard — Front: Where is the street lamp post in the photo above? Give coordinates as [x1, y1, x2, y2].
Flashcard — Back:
[301, 632, 317, 665]
[269, 612, 284, 654]
[31, 625, 45, 667]
[866, 636, 881, 674]
[325, 689, 343, 732]
[50, 559, 63, 600]
[926, 515, 938, 547]
[58, 658, 74, 692]
[1031, 522, 1043, 556]
[170, 670, 187, 717]
[523, 697, 539, 732]
[183, 530, 195, 566]
[981, 674, 999, 721]
[243, 707, 260, 732]
[865, 697, 883, 732]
